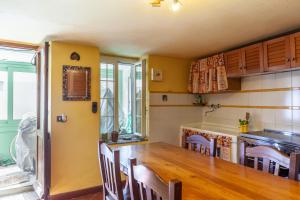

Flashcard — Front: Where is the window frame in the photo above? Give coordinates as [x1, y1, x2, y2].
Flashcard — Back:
[100, 56, 146, 136]
[0, 60, 36, 125]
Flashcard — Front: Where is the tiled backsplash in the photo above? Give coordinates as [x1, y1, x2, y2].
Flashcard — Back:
[203, 70, 300, 133]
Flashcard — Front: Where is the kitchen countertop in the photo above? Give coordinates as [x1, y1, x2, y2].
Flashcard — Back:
[181, 122, 240, 138]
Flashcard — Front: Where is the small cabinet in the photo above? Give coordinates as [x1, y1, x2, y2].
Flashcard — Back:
[224, 49, 243, 77]
[241, 43, 264, 74]
[290, 32, 300, 68]
[263, 36, 291, 72]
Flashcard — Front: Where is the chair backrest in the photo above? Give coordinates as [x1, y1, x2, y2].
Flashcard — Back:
[182, 134, 217, 157]
[128, 158, 182, 200]
[240, 142, 300, 180]
[98, 141, 123, 200]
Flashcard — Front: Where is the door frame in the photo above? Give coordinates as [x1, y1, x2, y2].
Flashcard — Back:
[0, 41, 50, 198]
[33, 42, 51, 200]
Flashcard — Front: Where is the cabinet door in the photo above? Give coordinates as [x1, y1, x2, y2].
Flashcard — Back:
[241, 43, 264, 74]
[263, 36, 291, 71]
[224, 49, 243, 77]
[290, 32, 300, 68]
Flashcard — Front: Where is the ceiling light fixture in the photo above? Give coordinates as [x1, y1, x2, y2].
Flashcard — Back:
[150, 0, 182, 11]
[150, 0, 163, 7]
[172, 0, 182, 12]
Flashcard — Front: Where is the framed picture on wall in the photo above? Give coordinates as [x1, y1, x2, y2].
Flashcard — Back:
[151, 68, 163, 81]
[62, 65, 91, 101]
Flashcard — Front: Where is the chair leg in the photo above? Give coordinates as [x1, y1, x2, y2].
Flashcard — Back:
[123, 177, 131, 200]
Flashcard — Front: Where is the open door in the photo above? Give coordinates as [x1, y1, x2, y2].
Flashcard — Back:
[33, 42, 50, 200]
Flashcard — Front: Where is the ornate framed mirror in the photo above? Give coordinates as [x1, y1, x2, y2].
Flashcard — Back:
[62, 65, 91, 101]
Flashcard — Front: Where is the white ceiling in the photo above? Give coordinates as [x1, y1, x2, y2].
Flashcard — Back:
[1, 0, 300, 58]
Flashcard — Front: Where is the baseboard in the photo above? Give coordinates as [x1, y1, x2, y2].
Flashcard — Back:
[49, 185, 102, 200]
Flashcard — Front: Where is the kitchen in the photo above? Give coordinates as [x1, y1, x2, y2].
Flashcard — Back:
[0, 0, 300, 199]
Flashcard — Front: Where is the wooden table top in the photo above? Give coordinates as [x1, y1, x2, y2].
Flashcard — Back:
[115, 142, 300, 200]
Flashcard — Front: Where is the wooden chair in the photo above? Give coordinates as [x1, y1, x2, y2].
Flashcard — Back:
[240, 142, 300, 181]
[98, 141, 124, 200]
[128, 158, 182, 200]
[182, 134, 217, 157]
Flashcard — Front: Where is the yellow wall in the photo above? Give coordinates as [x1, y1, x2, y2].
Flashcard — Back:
[147, 55, 192, 93]
[49, 41, 101, 195]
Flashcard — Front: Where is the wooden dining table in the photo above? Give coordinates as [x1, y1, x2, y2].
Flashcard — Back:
[114, 142, 300, 200]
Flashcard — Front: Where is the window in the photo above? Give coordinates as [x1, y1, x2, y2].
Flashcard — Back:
[100, 63, 115, 134]
[13, 72, 37, 119]
[100, 58, 146, 136]
[118, 63, 133, 133]
[134, 64, 143, 134]
[0, 62, 36, 123]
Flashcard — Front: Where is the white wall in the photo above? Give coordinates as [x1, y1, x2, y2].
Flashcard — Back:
[202, 70, 300, 133]
[149, 93, 203, 145]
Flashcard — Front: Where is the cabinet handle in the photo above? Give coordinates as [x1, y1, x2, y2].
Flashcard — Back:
[293, 57, 296, 61]
[287, 58, 291, 62]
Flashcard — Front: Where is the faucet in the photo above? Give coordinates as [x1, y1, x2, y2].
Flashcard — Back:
[205, 104, 221, 116]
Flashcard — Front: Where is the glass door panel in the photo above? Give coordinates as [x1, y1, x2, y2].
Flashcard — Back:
[13, 72, 37, 119]
[0, 71, 8, 120]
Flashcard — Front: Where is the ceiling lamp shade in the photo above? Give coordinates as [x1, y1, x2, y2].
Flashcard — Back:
[172, 0, 182, 12]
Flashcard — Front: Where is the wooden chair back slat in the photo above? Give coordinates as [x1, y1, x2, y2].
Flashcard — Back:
[128, 158, 182, 200]
[182, 134, 217, 157]
[240, 142, 300, 181]
[262, 159, 270, 173]
[98, 141, 124, 200]
[274, 163, 280, 176]
[254, 157, 258, 170]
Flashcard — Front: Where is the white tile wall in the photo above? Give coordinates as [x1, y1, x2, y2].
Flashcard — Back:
[203, 70, 300, 134]
[149, 93, 202, 146]
[149, 106, 203, 146]
[148, 70, 300, 147]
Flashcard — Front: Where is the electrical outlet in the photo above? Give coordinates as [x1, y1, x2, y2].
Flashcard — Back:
[57, 114, 67, 122]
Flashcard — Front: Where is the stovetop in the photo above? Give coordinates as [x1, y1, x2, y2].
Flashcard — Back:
[241, 129, 300, 146]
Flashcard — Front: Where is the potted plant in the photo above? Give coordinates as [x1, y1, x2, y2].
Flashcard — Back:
[111, 131, 119, 142]
[239, 112, 250, 133]
[101, 133, 108, 142]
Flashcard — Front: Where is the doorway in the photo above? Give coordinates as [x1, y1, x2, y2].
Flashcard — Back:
[0, 47, 37, 196]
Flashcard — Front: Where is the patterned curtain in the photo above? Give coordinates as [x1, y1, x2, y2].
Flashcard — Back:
[188, 53, 228, 93]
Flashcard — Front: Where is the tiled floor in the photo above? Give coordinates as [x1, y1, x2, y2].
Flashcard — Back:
[0, 165, 31, 189]
[0, 191, 39, 200]
[69, 192, 102, 200]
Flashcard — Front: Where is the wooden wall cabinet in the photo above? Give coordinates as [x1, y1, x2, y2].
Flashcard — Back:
[224, 49, 243, 77]
[241, 43, 264, 74]
[225, 43, 263, 77]
[208, 31, 300, 85]
[263, 36, 291, 72]
[290, 32, 300, 68]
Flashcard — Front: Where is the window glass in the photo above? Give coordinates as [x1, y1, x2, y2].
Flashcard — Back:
[135, 64, 142, 133]
[0, 47, 35, 63]
[0, 71, 8, 120]
[13, 72, 36, 119]
[118, 63, 133, 134]
[100, 63, 115, 134]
